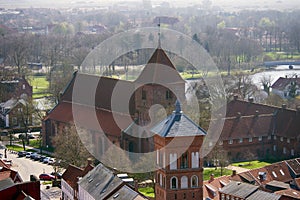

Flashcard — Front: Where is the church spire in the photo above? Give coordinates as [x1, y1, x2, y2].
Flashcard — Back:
[157, 17, 161, 48]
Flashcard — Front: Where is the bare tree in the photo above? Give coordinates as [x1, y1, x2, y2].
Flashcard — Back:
[52, 125, 93, 168]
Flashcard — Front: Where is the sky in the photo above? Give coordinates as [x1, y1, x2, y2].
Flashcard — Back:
[0, 0, 299, 11]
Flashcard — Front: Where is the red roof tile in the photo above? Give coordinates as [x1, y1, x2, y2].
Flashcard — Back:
[275, 188, 300, 199]
[271, 77, 300, 90]
[62, 164, 94, 190]
[45, 102, 132, 136]
[203, 176, 230, 200]
[264, 161, 293, 183]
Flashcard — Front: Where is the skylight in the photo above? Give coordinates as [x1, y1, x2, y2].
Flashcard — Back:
[280, 169, 285, 175]
[272, 171, 277, 178]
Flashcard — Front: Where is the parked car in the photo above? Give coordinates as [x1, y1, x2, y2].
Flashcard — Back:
[47, 158, 55, 165]
[30, 153, 38, 159]
[34, 154, 41, 161]
[39, 173, 55, 181]
[39, 155, 46, 162]
[25, 152, 33, 158]
[51, 172, 62, 179]
[18, 151, 27, 157]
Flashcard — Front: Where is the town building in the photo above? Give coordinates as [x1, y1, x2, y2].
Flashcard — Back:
[271, 76, 300, 98]
[78, 163, 147, 200]
[61, 159, 94, 200]
[206, 96, 300, 165]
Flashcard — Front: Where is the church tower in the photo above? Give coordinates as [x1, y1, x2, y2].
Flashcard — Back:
[151, 101, 206, 200]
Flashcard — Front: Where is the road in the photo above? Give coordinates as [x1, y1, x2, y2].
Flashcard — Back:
[1, 149, 54, 181]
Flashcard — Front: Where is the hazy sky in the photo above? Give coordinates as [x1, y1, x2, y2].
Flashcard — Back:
[0, 0, 299, 10]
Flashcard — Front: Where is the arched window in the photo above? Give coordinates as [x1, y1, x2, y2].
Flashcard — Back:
[170, 177, 178, 189]
[191, 175, 198, 188]
[181, 176, 188, 189]
[180, 152, 188, 169]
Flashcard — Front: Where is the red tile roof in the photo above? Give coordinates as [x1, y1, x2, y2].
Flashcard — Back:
[220, 114, 274, 140]
[264, 161, 293, 183]
[271, 77, 300, 90]
[62, 164, 94, 190]
[285, 159, 300, 176]
[203, 176, 230, 200]
[275, 188, 300, 199]
[45, 102, 132, 136]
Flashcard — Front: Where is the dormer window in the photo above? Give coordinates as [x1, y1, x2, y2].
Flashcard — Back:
[280, 137, 283, 142]
[287, 138, 290, 143]
[258, 136, 262, 141]
[228, 139, 233, 144]
[249, 137, 252, 142]
[22, 84, 25, 90]
[239, 138, 243, 143]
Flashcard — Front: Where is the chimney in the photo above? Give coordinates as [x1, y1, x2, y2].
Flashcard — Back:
[209, 174, 215, 183]
[134, 180, 139, 191]
[233, 94, 238, 101]
[248, 97, 254, 103]
[282, 104, 287, 109]
[87, 158, 93, 165]
[232, 170, 237, 176]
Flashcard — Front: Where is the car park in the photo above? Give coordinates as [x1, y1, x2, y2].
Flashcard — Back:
[47, 158, 55, 165]
[39, 173, 55, 181]
[30, 153, 38, 159]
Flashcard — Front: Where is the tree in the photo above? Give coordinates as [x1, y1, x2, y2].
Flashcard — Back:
[207, 144, 229, 176]
[260, 75, 273, 95]
[52, 125, 92, 168]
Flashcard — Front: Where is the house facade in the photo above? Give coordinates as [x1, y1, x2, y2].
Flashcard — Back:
[205, 97, 300, 165]
[271, 76, 300, 98]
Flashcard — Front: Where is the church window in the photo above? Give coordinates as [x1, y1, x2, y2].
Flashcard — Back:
[171, 177, 178, 189]
[166, 90, 172, 100]
[191, 175, 198, 188]
[181, 176, 188, 189]
[180, 152, 188, 169]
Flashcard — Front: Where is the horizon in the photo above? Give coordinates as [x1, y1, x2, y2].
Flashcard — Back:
[0, 0, 300, 11]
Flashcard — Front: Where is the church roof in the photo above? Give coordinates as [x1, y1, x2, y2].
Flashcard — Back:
[151, 101, 206, 137]
[134, 47, 184, 85]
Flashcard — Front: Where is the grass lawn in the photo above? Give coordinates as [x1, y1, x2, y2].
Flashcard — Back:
[6, 145, 27, 152]
[29, 76, 50, 99]
[232, 160, 271, 169]
[139, 187, 155, 198]
[203, 167, 232, 181]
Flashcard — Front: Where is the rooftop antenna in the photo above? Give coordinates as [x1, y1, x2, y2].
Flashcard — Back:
[158, 17, 161, 48]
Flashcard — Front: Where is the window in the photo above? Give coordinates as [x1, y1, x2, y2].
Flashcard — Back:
[274, 135, 277, 140]
[221, 194, 225, 200]
[280, 137, 283, 142]
[171, 177, 178, 189]
[142, 90, 146, 100]
[272, 171, 277, 178]
[175, 194, 177, 199]
[258, 136, 262, 141]
[249, 137, 252, 142]
[209, 142, 213, 147]
[159, 174, 162, 186]
[239, 138, 243, 143]
[283, 147, 287, 154]
[181, 176, 188, 189]
[166, 90, 172, 100]
[280, 169, 285, 176]
[22, 84, 25, 89]
[180, 152, 188, 169]
[228, 139, 233, 144]
[183, 193, 186, 199]
[287, 138, 290, 143]
[273, 145, 277, 151]
[191, 175, 198, 188]
[170, 153, 177, 170]
[291, 149, 295, 156]
[191, 152, 199, 168]
[268, 135, 272, 140]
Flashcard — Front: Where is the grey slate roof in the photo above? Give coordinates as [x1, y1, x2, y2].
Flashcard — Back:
[78, 163, 123, 200]
[219, 181, 258, 198]
[106, 185, 145, 200]
[246, 190, 281, 200]
[151, 102, 206, 137]
[0, 178, 14, 191]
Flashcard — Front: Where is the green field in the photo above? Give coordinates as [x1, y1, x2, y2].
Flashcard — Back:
[139, 187, 155, 198]
[203, 167, 232, 180]
[29, 76, 50, 99]
[232, 160, 271, 169]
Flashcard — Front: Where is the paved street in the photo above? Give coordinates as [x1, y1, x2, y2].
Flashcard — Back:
[1, 149, 61, 199]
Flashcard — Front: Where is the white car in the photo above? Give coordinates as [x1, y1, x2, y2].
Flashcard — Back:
[25, 152, 33, 158]
[43, 157, 51, 164]
[47, 158, 55, 165]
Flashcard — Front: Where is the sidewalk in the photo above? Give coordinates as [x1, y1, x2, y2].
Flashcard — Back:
[8, 143, 54, 156]
[226, 165, 249, 173]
